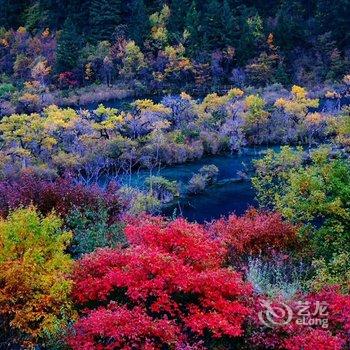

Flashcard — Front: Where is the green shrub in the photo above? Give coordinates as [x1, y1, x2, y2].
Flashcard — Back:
[0, 83, 15, 98]
[253, 146, 350, 261]
[66, 207, 126, 257]
[311, 253, 350, 293]
[145, 176, 179, 202]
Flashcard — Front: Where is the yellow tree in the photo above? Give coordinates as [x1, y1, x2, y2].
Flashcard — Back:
[155, 44, 192, 82]
[0, 113, 56, 166]
[0, 207, 74, 348]
[127, 99, 171, 138]
[242, 94, 269, 143]
[149, 4, 170, 50]
[275, 85, 319, 122]
[92, 104, 124, 139]
[43, 105, 81, 147]
[120, 40, 146, 79]
[243, 94, 269, 127]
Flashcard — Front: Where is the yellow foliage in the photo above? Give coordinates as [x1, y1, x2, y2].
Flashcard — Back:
[24, 80, 41, 90]
[151, 26, 168, 43]
[305, 112, 324, 124]
[120, 41, 146, 78]
[274, 85, 319, 119]
[291, 85, 307, 99]
[43, 105, 79, 130]
[161, 44, 192, 78]
[52, 151, 80, 168]
[243, 94, 269, 126]
[227, 88, 244, 99]
[85, 62, 93, 80]
[149, 5, 170, 47]
[0, 38, 9, 47]
[19, 92, 40, 104]
[31, 60, 51, 81]
[343, 75, 350, 86]
[42, 28, 50, 38]
[180, 92, 192, 101]
[274, 97, 286, 108]
[325, 90, 339, 99]
[0, 207, 74, 347]
[0, 113, 40, 143]
[267, 33, 275, 49]
[17, 26, 27, 34]
[133, 99, 171, 114]
[201, 93, 227, 111]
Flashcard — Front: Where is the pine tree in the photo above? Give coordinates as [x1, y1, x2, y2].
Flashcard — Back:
[56, 17, 81, 73]
[168, 0, 189, 38]
[128, 0, 149, 45]
[67, 0, 91, 35]
[0, 0, 31, 28]
[221, 0, 235, 46]
[185, 1, 201, 56]
[89, 0, 122, 42]
[38, 0, 69, 29]
[237, 8, 264, 64]
[202, 0, 224, 50]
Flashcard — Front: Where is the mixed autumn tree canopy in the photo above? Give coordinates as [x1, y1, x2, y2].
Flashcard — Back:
[0, 0, 349, 89]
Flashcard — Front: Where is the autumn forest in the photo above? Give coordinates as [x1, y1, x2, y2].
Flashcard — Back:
[0, 0, 350, 349]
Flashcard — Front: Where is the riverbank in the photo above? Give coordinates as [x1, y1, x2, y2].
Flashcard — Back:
[1, 81, 350, 117]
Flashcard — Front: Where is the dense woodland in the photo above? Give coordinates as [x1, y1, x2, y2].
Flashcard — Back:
[0, 1, 350, 350]
[0, 0, 350, 94]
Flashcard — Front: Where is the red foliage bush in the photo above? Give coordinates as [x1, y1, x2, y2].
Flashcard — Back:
[69, 217, 253, 349]
[58, 71, 79, 89]
[68, 305, 179, 350]
[211, 209, 298, 255]
[284, 329, 345, 350]
[0, 173, 122, 221]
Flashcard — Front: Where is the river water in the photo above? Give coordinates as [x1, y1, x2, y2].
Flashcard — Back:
[116, 147, 276, 223]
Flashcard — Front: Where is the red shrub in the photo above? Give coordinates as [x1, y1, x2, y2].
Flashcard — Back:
[211, 209, 298, 255]
[69, 218, 252, 349]
[125, 217, 226, 269]
[68, 305, 179, 350]
[58, 71, 79, 89]
[284, 330, 345, 350]
[306, 288, 350, 337]
[0, 173, 122, 221]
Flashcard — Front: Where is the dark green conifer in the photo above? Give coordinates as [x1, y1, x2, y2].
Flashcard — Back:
[128, 0, 149, 45]
[89, 0, 122, 42]
[56, 17, 81, 72]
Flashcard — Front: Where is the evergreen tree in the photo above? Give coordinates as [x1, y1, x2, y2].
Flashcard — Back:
[67, 0, 91, 35]
[25, 2, 49, 32]
[236, 8, 264, 64]
[185, 1, 201, 56]
[316, 0, 350, 48]
[168, 0, 190, 39]
[128, 0, 149, 45]
[56, 17, 81, 73]
[38, 0, 69, 29]
[274, 1, 305, 51]
[89, 0, 122, 42]
[202, 0, 224, 50]
[0, 0, 30, 28]
[221, 0, 235, 47]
